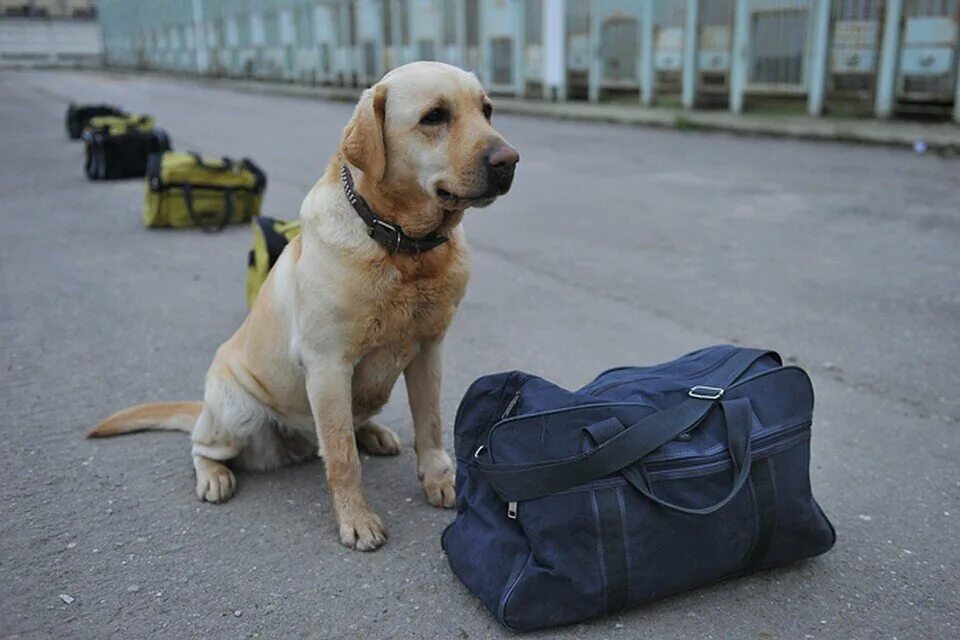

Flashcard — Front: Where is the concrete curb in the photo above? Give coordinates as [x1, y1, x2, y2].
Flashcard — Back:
[98, 67, 960, 153]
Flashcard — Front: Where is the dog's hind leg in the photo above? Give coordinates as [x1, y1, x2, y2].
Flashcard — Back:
[193, 455, 237, 503]
[191, 407, 241, 503]
[355, 420, 400, 456]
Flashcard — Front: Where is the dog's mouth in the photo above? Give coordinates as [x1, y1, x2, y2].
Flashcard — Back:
[437, 187, 498, 210]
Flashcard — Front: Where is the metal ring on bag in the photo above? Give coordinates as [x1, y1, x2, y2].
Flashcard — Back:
[688, 385, 724, 400]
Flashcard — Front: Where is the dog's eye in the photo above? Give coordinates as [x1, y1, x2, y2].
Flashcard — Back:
[420, 107, 449, 126]
[482, 103, 493, 121]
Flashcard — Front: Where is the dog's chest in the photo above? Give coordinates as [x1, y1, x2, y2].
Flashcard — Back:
[355, 271, 463, 354]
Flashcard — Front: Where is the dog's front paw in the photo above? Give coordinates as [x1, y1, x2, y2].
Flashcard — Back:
[338, 508, 388, 551]
[419, 450, 455, 509]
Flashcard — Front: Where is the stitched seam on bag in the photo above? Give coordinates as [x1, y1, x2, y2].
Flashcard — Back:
[589, 490, 609, 615]
[497, 551, 533, 630]
[761, 459, 779, 563]
[616, 486, 631, 608]
[743, 458, 778, 571]
[745, 469, 762, 571]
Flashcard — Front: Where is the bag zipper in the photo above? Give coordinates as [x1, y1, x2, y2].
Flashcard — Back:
[502, 391, 522, 520]
[502, 420, 810, 517]
[644, 421, 809, 475]
[584, 349, 741, 397]
[500, 390, 522, 421]
[487, 365, 809, 450]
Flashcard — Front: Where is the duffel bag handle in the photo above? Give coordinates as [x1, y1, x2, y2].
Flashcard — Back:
[189, 151, 233, 171]
[473, 348, 774, 502]
[182, 184, 236, 233]
[585, 397, 754, 516]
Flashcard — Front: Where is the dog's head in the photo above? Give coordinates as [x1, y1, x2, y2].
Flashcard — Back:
[341, 61, 519, 236]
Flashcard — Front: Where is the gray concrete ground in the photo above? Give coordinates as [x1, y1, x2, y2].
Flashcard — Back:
[1, 70, 958, 640]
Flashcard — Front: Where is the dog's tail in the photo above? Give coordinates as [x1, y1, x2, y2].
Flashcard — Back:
[88, 402, 203, 438]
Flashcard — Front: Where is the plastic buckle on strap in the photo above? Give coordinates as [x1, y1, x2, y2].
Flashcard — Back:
[688, 385, 724, 400]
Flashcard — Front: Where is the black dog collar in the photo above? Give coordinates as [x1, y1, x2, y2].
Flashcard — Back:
[340, 164, 448, 255]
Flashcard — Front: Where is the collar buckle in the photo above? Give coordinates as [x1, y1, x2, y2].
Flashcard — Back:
[372, 219, 403, 254]
[342, 163, 446, 256]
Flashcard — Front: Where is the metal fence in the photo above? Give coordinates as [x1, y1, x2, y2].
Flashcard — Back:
[95, 0, 960, 121]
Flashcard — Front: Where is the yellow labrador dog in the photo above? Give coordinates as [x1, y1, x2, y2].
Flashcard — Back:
[89, 61, 519, 551]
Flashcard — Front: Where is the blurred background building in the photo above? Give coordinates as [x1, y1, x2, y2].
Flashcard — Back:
[2, 0, 96, 18]
[5, 1, 959, 121]
[0, 0, 99, 67]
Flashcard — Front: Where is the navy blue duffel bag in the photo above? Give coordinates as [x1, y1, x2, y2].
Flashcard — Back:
[442, 345, 835, 631]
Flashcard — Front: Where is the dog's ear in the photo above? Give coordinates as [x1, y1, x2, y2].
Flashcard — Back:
[342, 84, 387, 182]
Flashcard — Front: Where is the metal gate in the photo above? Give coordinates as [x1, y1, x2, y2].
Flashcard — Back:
[829, 0, 883, 97]
[655, 0, 685, 92]
[699, 0, 734, 93]
[748, 0, 811, 94]
[601, 16, 638, 84]
[563, 0, 591, 96]
[897, 0, 959, 105]
[524, 0, 543, 87]
[491, 36, 514, 85]
[466, 0, 481, 72]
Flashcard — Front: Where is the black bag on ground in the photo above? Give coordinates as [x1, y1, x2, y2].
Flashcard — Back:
[82, 127, 171, 180]
[65, 103, 126, 139]
[443, 345, 836, 631]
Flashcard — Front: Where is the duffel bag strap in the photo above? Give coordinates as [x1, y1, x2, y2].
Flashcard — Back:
[585, 397, 755, 515]
[474, 348, 773, 502]
[189, 152, 233, 171]
[183, 184, 236, 233]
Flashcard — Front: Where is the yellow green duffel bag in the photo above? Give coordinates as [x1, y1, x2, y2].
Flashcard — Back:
[246, 216, 301, 308]
[86, 114, 155, 136]
[143, 152, 267, 232]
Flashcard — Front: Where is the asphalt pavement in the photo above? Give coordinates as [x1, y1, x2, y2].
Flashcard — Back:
[1, 69, 958, 639]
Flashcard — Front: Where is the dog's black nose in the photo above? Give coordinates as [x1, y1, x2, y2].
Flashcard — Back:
[485, 142, 519, 194]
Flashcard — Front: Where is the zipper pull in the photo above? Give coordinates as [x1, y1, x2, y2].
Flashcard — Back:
[507, 501, 518, 519]
[501, 390, 522, 419]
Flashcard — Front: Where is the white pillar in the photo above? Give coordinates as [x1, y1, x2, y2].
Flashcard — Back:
[515, 0, 526, 97]
[191, 0, 208, 74]
[640, 0, 655, 105]
[588, 0, 600, 102]
[807, 0, 832, 116]
[542, 0, 566, 100]
[875, 0, 902, 119]
[681, 0, 699, 109]
[729, 0, 750, 114]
